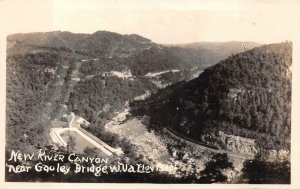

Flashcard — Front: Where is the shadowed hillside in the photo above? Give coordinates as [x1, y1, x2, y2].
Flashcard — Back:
[135, 42, 291, 152]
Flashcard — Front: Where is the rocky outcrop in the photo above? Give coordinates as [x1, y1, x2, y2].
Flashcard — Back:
[218, 131, 258, 156]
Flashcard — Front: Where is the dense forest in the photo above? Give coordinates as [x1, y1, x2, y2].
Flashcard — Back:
[8, 31, 255, 153]
[6, 52, 60, 151]
[68, 76, 149, 125]
[6, 31, 268, 183]
[61, 31, 258, 127]
[6, 43, 88, 151]
[135, 42, 292, 151]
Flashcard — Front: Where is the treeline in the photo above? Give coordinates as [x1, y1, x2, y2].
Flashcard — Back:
[138, 42, 291, 151]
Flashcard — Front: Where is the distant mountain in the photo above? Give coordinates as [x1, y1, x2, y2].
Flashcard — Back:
[7, 31, 162, 57]
[7, 31, 88, 53]
[174, 41, 260, 50]
[136, 42, 291, 152]
[7, 31, 260, 77]
[6, 31, 290, 183]
[6, 30, 261, 151]
[171, 41, 260, 64]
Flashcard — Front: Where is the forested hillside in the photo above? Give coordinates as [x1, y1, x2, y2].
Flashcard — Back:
[6, 31, 260, 153]
[137, 42, 292, 151]
[7, 31, 290, 183]
[6, 52, 60, 150]
[8, 31, 259, 74]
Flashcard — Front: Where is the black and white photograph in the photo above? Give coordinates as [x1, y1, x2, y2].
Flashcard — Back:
[1, 0, 299, 187]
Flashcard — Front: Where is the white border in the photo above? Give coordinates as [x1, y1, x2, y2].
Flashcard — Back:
[1, 0, 299, 188]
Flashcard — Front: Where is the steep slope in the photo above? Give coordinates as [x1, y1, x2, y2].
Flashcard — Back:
[6, 51, 66, 150]
[6, 30, 261, 152]
[7, 31, 260, 75]
[137, 42, 291, 152]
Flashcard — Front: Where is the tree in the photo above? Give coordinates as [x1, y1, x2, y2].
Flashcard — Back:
[199, 153, 233, 183]
[241, 158, 290, 184]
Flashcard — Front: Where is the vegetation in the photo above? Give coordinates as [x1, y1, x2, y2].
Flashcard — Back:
[241, 158, 290, 184]
[85, 124, 139, 160]
[6, 52, 60, 151]
[7, 31, 274, 183]
[198, 153, 233, 183]
[68, 76, 147, 125]
[136, 42, 292, 151]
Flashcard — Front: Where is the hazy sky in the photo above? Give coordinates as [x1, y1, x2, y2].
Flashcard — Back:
[1, 0, 299, 44]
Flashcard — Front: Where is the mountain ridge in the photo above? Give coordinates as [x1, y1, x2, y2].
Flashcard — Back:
[133, 42, 291, 152]
[7, 31, 260, 55]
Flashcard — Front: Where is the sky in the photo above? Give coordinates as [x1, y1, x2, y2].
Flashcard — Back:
[0, 0, 299, 44]
[0, 0, 300, 44]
